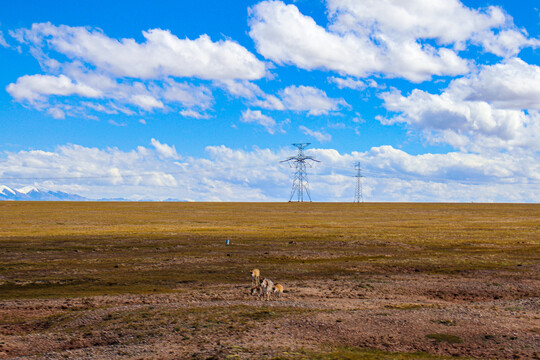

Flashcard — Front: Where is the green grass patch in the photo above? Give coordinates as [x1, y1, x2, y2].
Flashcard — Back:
[276, 346, 466, 359]
[426, 333, 463, 343]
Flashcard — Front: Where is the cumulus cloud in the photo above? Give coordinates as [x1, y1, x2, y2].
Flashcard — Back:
[329, 77, 366, 90]
[215, 80, 346, 117]
[214, 79, 265, 99]
[249, 1, 470, 82]
[308, 146, 540, 202]
[256, 85, 347, 115]
[12, 23, 266, 80]
[46, 107, 66, 119]
[179, 109, 210, 119]
[1, 143, 538, 202]
[241, 109, 282, 134]
[249, 1, 388, 77]
[327, 0, 504, 43]
[6, 23, 258, 119]
[6, 74, 101, 103]
[379, 58, 540, 151]
[130, 94, 164, 111]
[455, 58, 540, 110]
[6, 65, 213, 117]
[329, 0, 540, 57]
[473, 29, 540, 58]
[162, 80, 213, 109]
[299, 125, 332, 142]
[249, 0, 538, 82]
[151, 138, 180, 159]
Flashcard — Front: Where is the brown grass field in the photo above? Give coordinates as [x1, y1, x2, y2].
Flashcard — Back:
[0, 202, 539, 359]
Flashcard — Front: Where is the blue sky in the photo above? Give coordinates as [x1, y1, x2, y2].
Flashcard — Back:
[0, 0, 539, 202]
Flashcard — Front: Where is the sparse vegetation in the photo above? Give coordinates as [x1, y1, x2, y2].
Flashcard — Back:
[426, 333, 463, 344]
[0, 202, 538, 359]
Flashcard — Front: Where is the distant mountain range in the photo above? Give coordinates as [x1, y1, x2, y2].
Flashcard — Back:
[0, 185, 185, 201]
[0, 185, 89, 201]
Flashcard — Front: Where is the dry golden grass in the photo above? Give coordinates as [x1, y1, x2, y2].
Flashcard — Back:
[0, 202, 538, 299]
[0, 202, 539, 359]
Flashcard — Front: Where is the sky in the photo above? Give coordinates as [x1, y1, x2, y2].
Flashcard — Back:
[0, 0, 539, 202]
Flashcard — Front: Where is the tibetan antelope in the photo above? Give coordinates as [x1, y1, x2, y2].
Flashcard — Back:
[260, 278, 274, 301]
[250, 285, 262, 299]
[251, 268, 261, 286]
[273, 283, 284, 299]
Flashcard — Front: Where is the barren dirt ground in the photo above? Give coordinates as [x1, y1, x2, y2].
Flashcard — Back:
[0, 202, 538, 359]
[2, 272, 539, 359]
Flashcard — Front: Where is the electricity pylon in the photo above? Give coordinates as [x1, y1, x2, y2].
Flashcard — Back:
[281, 143, 319, 202]
[354, 161, 364, 203]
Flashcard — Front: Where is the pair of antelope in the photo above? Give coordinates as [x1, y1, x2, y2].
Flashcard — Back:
[250, 269, 283, 300]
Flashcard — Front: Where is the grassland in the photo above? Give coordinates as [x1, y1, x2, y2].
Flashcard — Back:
[0, 202, 539, 359]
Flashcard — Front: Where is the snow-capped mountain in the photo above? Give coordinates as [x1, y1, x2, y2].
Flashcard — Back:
[0, 185, 89, 201]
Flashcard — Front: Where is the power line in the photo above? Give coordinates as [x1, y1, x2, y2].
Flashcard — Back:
[0, 164, 262, 181]
[313, 163, 540, 186]
[1, 160, 539, 187]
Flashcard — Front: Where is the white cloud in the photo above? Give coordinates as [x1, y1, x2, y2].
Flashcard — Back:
[249, 0, 538, 82]
[180, 109, 210, 119]
[241, 109, 279, 134]
[253, 94, 285, 111]
[326, 0, 539, 57]
[46, 107, 65, 119]
[6, 74, 101, 103]
[1, 143, 538, 202]
[130, 94, 163, 111]
[82, 102, 118, 115]
[280, 85, 347, 115]
[299, 125, 332, 142]
[214, 79, 286, 110]
[327, 0, 505, 43]
[454, 58, 540, 110]
[308, 146, 540, 202]
[249, 1, 386, 77]
[474, 29, 540, 58]
[329, 76, 366, 90]
[108, 119, 127, 127]
[6, 23, 257, 119]
[379, 58, 540, 151]
[151, 138, 180, 159]
[257, 85, 347, 115]
[214, 79, 345, 116]
[214, 79, 265, 99]
[249, 1, 470, 82]
[13, 23, 266, 80]
[162, 80, 213, 109]
[0, 30, 9, 47]
[7, 68, 213, 117]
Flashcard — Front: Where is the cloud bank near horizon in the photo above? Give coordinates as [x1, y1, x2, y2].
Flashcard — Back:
[1, 140, 538, 202]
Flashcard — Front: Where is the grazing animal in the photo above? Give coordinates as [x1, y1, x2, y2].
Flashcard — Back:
[250, 285, 262, 299]
[273, 283, 284, 299]
[260, 278, 274, 301]
[251, 268, 261, 286]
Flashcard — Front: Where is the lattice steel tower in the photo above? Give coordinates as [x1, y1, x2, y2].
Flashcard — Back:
[354, 161, 364, 203]
[281, 143, 319, 202]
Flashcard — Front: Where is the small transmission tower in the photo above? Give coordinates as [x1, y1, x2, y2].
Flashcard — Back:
[354, 161, 364, 203]
[281, 143, 319, 202]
